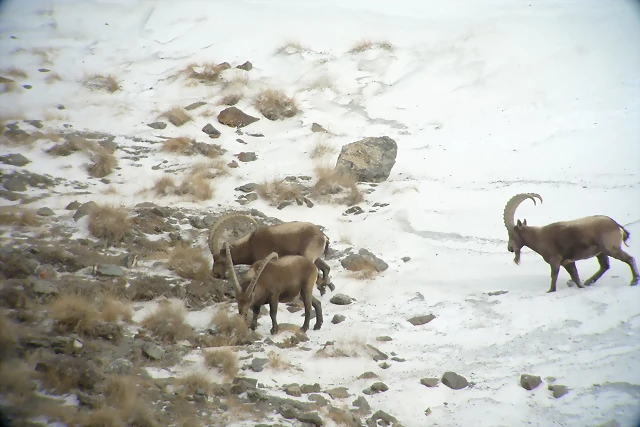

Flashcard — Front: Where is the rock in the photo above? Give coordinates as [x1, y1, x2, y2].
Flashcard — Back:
[250, 357, 268, 372]
[335, 136, 398, 183]
[236, 183, 258, 193]
[441, 371, 469, 390]
[3, 176, 27, 192]
[36, 207, 55, 216]
[285, 384, 302, 397]
[358, 372, 379, 380]
[343, 206, 364, 216]
[30, 279, 59, 296]
[23, 84, 32, 89]
[330, 293, 353, 305]
[325, 387, 350, 399]
[391, 357, 406, 362]
[228, 160, 239, 168]
[94, 264, 125, 277]
[24, 120, 44, 129]
[295, 412, 323, 427]
[202, 123, 221, 138]
[120, 254, 138, 269]
[236, 61, 253, 71]
[73, 201, 98, 221]
[420, 378, 439, 388]
[376, 336, 392, 342]
[401, 256, 411, 263]
[487, 290, 509, 296]
[57, 104, 65, 110]
[379, 362, 391, 369]
[230, 377, 258, 394]
[369, 382, 388, 393]
[277, 201, 293, 210]
[352, 395, 371, 412]
[341, 249, 388, 272]
[165, 110, 190, 127]
[147, 121, 167, 130]
[185, 101, 207, 111]
[236, 152, 257, 162]
[367, 410, 398, 427]
[596, 420, 620, 427]
[548, 384, 569, 398]
[408, 314, 436, 326]
[141, 342, 165, 360]
[308, 394, 328, 406]
[301, 383, 321, 394]
[217, 62, 231, 70]
[106, 358, 134, 375]
[331, 314, 346, 324]
[520, 374, 542, 390]
[0, 153, 31, 166]
[311, 123, 327, 133]
[38, 68, 50, 72]
[366, 344, 388, 362]
[328, 407, 361, 426]
[217, 107, 260, 128]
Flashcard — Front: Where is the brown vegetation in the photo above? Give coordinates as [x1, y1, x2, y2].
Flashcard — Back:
[152, 174, 175, 196]
[88, 146, 117, 178]
[267, 350, 295, 371]
[49, 294, 100, 335]
[0, 67, 28, 78]
[162, 136, 194, 154]
[311, 165, 363, 206]
[82, 73, 121, 93]
[310, 137, 336, 159]
[99, 296, 133, 323]
[219, 92, 242, 106]
[175, 169, 214, 201]
[203, 348, 238, 379]
[275, 41, 310, 55]
[88, 203, 131, 246]
[0, 207, 40, 227]
[182, 62, 225, 83]
[161, 107, 193, 126]
[191, 160, 230, 179]
[140, 303, 195, 344]
[345, 257, 379, 280]
[256, 179, 303, 206]
[166, 244, 211, 281]
[253, 88, 298, 120]
[348, 39, 394, 53]
[209, 308, 250, 347]
[175, 373, 214, 396]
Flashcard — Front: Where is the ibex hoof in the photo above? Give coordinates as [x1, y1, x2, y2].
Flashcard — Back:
[319, 288, 326, 296]
[299, 327, 308, 334]
[631, 281, 638, 287]
[327, 282, 336, 292]
[546, 289, 556, 293]
[270, 327, 279, 335]
[313, 324, 322, 331]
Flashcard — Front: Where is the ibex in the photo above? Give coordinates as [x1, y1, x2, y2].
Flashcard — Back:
[504, 192, 639, 293]
[223, 242, 323, 335]
[208, 213, 335, 295]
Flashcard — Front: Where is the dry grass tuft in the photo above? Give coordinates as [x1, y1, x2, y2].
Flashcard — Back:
[183, 62, 225, 83]
[256, 179, 303, 206]
[45, 72, 63, 84]
[209, 308, 250, 347]
[315, 338, 368, 358]
[267, 350, 295, 371]
[303, 75, 336, 92]
[345, 257, 379, 280]
[1, 67, 28, 78]
[0, 78, 18, 94]
[166, 244, 211, 281]
[203, 348, 239, 379]
[152, 174, 175, 196]
[311, 165, 363, 206]
[174, 165, 216, 201]
[99, 297, 133, 323]
[141, 303, 195, 344]
[221, 72, 248, 91]
[191, 160, 230, 179]
[161, 107, 193, 127]
[275, 41, 310, 55]
[0, 207, 40, 227]
[162, 136, 194, 154]
[0, 311, 18, 359]
[219, 92, 243, 106]
[253, 88, 298, 120]
[82, 73, 121, 93]
[49, 294, 100, 335]
[348, 39, 395, 53]
[0, 359, 36, 405]
[46, 136, 91, 156]
[88, 146, 117, 178]
[88, 203, 131, 246]
[176, 373, 214, 396]
[310, 137, 336, 159]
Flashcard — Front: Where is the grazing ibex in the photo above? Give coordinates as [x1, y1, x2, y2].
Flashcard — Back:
[208, 213, 335, 295]
[223, 242, 323, 335]
[504, 193, 639, 293]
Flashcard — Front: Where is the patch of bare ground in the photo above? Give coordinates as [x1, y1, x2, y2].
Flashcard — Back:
[209, 307, 250, 347]
[311, 165, 364, 206]
[140, 302, 195, 344]
[256, 179, 303, 206]
[253, 88, 298, 120]
[82, 73, 121, 93]
[315, 338, 368, 358]
[0, 206, 41, 227]
[348, 39, 395, 53]
[88, 146, 117, 178]
[88, 203, 131, 247]
[166, 244, 211, 281]
[203, 348, 238, 379]
[0, 67, 28, 78]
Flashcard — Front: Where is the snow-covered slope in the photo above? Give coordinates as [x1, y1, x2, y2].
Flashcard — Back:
[1, 0, 639, 426]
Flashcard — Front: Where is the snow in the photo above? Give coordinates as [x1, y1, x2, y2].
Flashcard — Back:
[1, 0, 640, 426]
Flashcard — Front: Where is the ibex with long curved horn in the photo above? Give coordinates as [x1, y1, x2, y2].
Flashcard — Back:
[503, 193, 638, 293]
[223, 242, 323, 335]
[209, 213, 334, 295]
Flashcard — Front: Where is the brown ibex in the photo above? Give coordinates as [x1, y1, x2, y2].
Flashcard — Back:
[504, 193, 638, 293]
[208, 213, 335, 295]
[223, 242, 323, 335]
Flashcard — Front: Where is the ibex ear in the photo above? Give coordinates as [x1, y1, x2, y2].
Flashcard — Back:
[523, 219, 527, 226]
[516, 219, 522, 227]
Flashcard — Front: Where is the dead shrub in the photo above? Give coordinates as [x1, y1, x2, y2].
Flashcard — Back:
[0, 359, 36, 405]
[140, 303, 195, 344]
[84, 407, 125, 427]
[0, 311, 18, 360]
[310, 138, 336, 159]
[209, 308, 250, 347]
[45, 72, 63, 84]
[256, 179, 303, 206]
[88, 203, 131, 246]
[345, 257, 378, 280]
[49, 294, 99, 335]
[83, 73, 121, 93]
[166, 244, 211, 281]
[104, 375, 139, 411]
[191, 160, 230, 179]
[88, 147, 117, 178]
[203, 348, 238, 379]
[275, 41, 310, 55]
[175, 171, 214, 201]
[0, 207, 40, 227]
[253, 88, 298, 120]
[46, 136, 91, 156]
[219, 92, 242, 106]
[348, 39, 394, 53]
[176, 373, 213, 396]
[161, 107, 192, 127]
[311, 166, 363, 206]
[267, 350, 295, 371]
[162, 136, 194, 154]
[152, 174, 175, 196]
[99, 297, 133, 323]
[0, 67, 28, 78]
[183, 62, 224, 83]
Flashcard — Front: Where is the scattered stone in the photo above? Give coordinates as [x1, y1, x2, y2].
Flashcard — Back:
[520, 374, 542, 391]
[277, 201, 293, 210]
[230, 377, 258, 394]
[36, 207, 55, 216]
[31, 279, 59, 296]
[325, 387, 350, 399]
[379, 362, 391, 369]
[217, 62, 231, 70]
[38, 68, 50, 72]
[420, 378, 439, 388]
[236, 152, 257, 162]
[548, 384, 569, 398]
[341, 249, 388, 272]
[441, 371, 469, 390]
[217, 107, 259, 128]
[73, 201, 98, 221]
[343, 206, 364, 216]
[358, 372, 379, 380]
[408, 314, 436, 326]
[391, 357, 406, 362]
[366, 344, 388, 362]
[22, 84, 32, 89]
[165, 110, 190, 127]
[57, 104, 65, 110]
[236, 61, 253, 71]
[425, 408, 432, 416]
[250, 357, 268, 372]
[141, 342, 165, 360]
[369, 382, 388, 393]
[94, 264, 125, 277]
[330, 293, 353, 305]
[367, 410, 398, 427]
[295, 411, 323, 427]
[24, 119, 43, 129]
[335, 136, 398, 183]
[106, 358, 134, 375]
[331, 314, 346, 324]
[311, 123, 327, 133]
[185, 101, 206, 111]
[3, 176, 27, 192]
[0, 153, 30, 166]
[376, 336, 392, 342]
[301, 383, 321, 394]
[228, 160, 239, 168]
[308, 394, 328, 406]
[487, 290, 509, 296]
[247, 132, 264, 137]
[120, 254, 138, 269]
[147, 121, 167, 130]
[401, 256, 411, 263]
[236, 183, 258, 193]
[284, 384, 302, 397]
[202, 123, 221, 138]
[352, 395, 371, 412]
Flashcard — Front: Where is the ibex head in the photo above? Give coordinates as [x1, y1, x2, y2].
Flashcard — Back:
[502, 193, 542, 264]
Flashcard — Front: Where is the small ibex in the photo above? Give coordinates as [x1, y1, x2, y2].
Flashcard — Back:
[504, 192, 639, 293]
[223, 242, 323, 335]
[208, 213, 335, 295]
